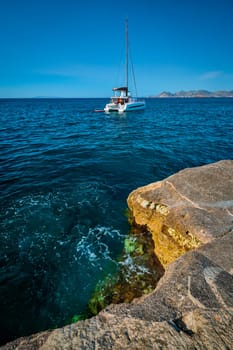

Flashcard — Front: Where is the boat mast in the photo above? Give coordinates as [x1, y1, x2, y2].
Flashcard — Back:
[126, 19, 128, 96]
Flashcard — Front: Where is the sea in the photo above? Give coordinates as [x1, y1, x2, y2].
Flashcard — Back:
[0, 97, 233, 345]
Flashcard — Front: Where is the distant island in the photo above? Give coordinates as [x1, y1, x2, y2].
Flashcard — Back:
[151, 90, 233, 98]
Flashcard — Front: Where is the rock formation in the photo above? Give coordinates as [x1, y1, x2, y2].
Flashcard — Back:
[2, 160, 233, 350]
[127, 159, 233, 265]
[155, 90, 233, 98]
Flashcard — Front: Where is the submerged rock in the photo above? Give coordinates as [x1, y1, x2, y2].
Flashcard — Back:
[2, 160, 233, 349]
[87, 225, 164, 315]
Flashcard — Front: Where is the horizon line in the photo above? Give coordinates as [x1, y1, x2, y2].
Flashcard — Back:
[1, 89, 233, 99]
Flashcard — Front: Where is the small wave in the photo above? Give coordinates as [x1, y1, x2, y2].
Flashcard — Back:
[119, 254, 151, 282]
[76, 225, 123, 266]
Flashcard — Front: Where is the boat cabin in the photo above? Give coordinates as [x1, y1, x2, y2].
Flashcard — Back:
[111, 87, 129, 104]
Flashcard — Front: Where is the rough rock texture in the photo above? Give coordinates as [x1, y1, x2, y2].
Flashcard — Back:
[2, 160, 233, 350]
[127, 160, 233, 266]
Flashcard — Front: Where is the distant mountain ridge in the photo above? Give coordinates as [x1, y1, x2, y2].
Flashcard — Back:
[154, 90, 233, 98]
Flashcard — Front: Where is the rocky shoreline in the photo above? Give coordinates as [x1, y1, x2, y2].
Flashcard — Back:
[2, 160, 233, 349]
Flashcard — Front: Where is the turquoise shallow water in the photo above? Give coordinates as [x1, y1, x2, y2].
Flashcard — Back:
[0, 97, 233, 344]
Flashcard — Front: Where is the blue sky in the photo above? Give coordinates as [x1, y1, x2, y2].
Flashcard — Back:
[0, 0, 233, 97]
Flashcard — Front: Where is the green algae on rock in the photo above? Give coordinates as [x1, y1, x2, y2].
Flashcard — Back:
[87, 225, 164, 316]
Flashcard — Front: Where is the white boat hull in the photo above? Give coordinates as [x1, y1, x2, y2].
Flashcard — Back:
[104, 100, 145, 113]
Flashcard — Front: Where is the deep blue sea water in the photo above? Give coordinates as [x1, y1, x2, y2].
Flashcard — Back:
[0, 97, 233, 344]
